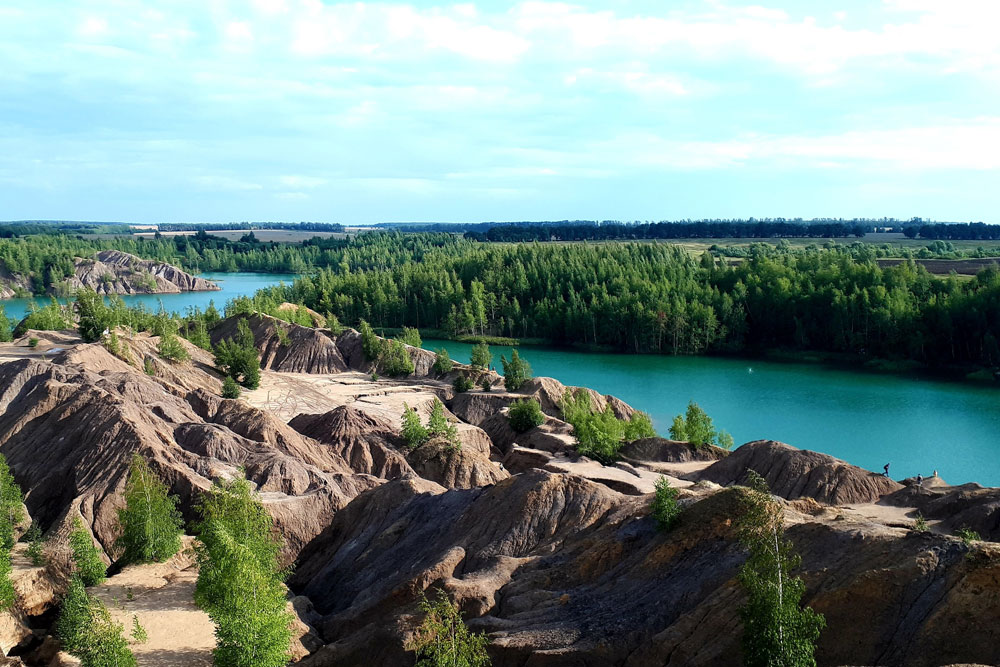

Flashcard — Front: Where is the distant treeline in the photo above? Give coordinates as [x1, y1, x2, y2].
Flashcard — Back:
[904, 222, 1000, 241]
[467, 221, 868, 242]
[154, 222, 345, 233]
[0, 222, 131, 237]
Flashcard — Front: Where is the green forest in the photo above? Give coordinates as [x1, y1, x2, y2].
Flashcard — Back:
[237, 233, 1000, 371]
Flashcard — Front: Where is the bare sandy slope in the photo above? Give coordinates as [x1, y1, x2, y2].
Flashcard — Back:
[89, 545, 214, 667]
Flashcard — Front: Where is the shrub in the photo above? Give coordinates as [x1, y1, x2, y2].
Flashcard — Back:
[0, 455, 25, 550]
[956, 526, 981, 545]
[623, 411, 657, 441]
[401, 403, 429, 449]
[115, 455, 183, 565]
[453, 375, 474, 393]
[275, 326, 291, 347]
[143, 358, 156, 376]
[56, 575, 138, 666]
[501, 350, 532, 390]
[28, 337, 39, 349]
[0, 550, 12, 611]
[214, 319, 260, 389]
[427, 399, 459, 448]
[25, 522, 46, 566]
[469, 342, 490, 369]
[221, 376, 242, 399]
[182, 319, 212, 350]
[559, 389, 659, 463]
[398, 326, 422, 347]
[480, 377, 492, 392]
[380, 339, 415, 377]
[508, 399, 544, 433]
[650, 477, 681, 530]
[69, 518, 107, 586]
[359, 319, 381, 361]
[669, 401, 732, 449]
[0, 306, 11, 342]
[913, 513, 928, 533]
[15, 299, 72, 336]
[158, 329, 190, 362]
[406, 589, 491, 667]
[432, 349, 454, 374]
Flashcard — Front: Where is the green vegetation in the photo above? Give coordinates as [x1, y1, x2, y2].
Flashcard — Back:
[452, 375, 474, 393]
[115, 455, 183, 565]
[380, 339, 415, 377]
[469, 342, 490, 369]
[214, 318, 261, 389]
[956, 526, 981, 545]
[399, 326, 422, 347]
[500, 350, 532, 391]
[737, 471, 824, 667]
[432, 348, 454, 374]
[480, 377, 492, 392]
[69, 518, 107, 587]
[157, 321, 190, 362]
[406, 589, 491, 667]
[24, 522, 46, 566]
[0, 306, 12, 342]
[912, 513, 928, 533]
[143, 358, 156, 375]
[669, 402, 734, 450]
[249, 232, 1000, 374]
[559, 389, 657, 463]
[0, 455, 21, 610]
[401, 400, 459, 450]
[195, 476, 293, 667]
[507, 399, 545, 433]
[222, 376, 242, 399]
[650, 477, 682, 531]
[28, 337, 38, 348]
[15, 299, 72, 336]
[56, 575, 138, 667]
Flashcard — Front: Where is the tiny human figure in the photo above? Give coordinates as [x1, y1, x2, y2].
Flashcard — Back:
[883, 462, 891, 478]
[916, 474, 923, 487]
[933, 469, 938, 477]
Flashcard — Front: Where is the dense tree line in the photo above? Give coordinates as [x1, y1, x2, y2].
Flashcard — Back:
[251, 233, 1000, 371]
[154, 222, 344, 232]
[904, 222, 1000, 240]
[468, 221, 867, 242]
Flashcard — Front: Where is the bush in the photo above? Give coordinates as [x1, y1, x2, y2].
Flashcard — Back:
[669, 401, 732, 449]
[380, 339, 415, 377]
[221, 376, 242, 399]
[0, 455, 25, 550]
[28, 337, 39, 349]
[158, 329, 190, 362]
[275, 326, 290, 347]
[15, 299, 72, 336]
[406, 589, 491, 667]
[214, 319, 260, 389]
[69, 518, 107, 586]
[25, 522, 46, 566]
[508, 399, 544, 433]
[956, 526, 981, 545]
[183, 318, 212, 350]
[559, 389, 659, 463]
[480, 377, 492, 392]
[651, 477, 681, 530]
[401, 403, 429, 449]
[359, 319, 381, 361]
[0, 306, 13, 342]
[57, 575, 138, 666]
[453, 375, 474, 393]
[469, 342, 490, 369]
[501, 350, 532, 391]
[115, 455, 183, 565]
[427, 399, 459, 448]
[432, 348, 454, 374]
[398, 326, 422, 347]
[143, 358, 156, 376]
[913, 513, 928, 533]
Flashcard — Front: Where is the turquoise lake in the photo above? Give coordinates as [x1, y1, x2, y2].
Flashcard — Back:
[422, 338, 1000, 487]
[0, 272, 297, 322]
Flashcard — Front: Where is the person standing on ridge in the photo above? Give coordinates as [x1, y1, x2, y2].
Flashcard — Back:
[883, 462, 891, 478]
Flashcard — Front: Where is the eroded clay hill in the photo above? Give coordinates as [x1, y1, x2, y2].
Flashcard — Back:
[0, 250, 218, 298]
[0, 315, 999, 666]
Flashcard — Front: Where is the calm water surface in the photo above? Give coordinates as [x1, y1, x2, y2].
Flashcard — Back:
[423, 338, 1000, 486]
[0, 272, 296, 321]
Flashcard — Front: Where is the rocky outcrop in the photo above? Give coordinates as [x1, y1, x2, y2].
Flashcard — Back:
[78, 250, 218, 294]
[289, 406, 415, 480]
[885, 482, 1000, 541]
[406, 438, 508, 489]
[210, 314, 349, 374]
[620, 437, 729, 463]
[693, 440, 902, 505]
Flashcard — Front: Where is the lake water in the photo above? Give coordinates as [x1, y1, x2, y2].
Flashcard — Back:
[0, 272, 297, 322]
[422, 338, 1000, 487]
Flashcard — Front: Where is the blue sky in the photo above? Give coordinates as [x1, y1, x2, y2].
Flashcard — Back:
[2, 0, 999, 223]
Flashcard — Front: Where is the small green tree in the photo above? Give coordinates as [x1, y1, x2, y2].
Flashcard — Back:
[508, 399, 544, 433]
[650, 477, 681, 531]
[56, 575, 138, 667]
[480, 377, 492, 392]
[381, 339, 415, 377]
[669, 401, 731, 449]
[432, 349, 454, 374]
[131, 616, 147, 644]
[157, 325, 190, 362]
[469, 343, 490, 369]
[406, 589, 491, 667]
[0, 305, 13, 342]
[500, 350, 532, 391]
[401, 403, 430, 449]
[0, 454, 25, 550]
[737, 471, 825, 667]
[25, 521, 47, 566]
[668, 415, 687, 441]
[195, 477, 292, 667]
[399, 327, 422, 347]
[0, 548, 14, 610]
[427, 399, 459, 447]
[624, 412, 657, 441]
[115, 455, 183, 565]
[214, 318, 260, 389]
[183, 318, 212, 350]
[69, 518, 107, 587]
[452, 375, 474, 393]
[222, 376, 242, 399]
[359, 319, 382, 361]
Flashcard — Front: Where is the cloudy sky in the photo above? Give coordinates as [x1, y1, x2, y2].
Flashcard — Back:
[2, 0, 999, 223]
